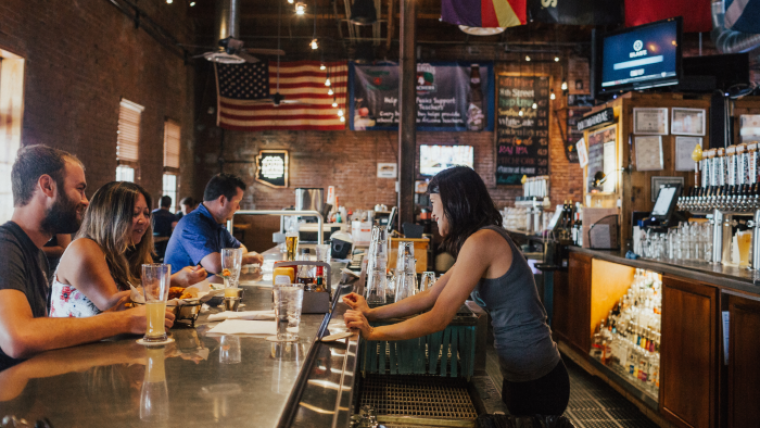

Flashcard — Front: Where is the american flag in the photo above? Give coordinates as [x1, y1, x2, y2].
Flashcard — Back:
[215, 60, 347, 131]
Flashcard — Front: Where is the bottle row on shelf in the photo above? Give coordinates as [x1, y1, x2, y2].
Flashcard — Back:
[591, 269, 662, 391]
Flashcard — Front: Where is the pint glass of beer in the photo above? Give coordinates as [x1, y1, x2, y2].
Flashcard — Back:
[141, 264, 172, 342]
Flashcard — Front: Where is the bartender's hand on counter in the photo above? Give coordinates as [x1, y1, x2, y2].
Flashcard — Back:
[342, 293, 374, 320]
[242, 251, 264, 265]
[123, 306, 175, 334]
[344, 310, 373, 339]
[172, 265, 208, 288]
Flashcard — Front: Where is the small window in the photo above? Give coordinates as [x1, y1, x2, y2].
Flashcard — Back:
[163, 174, 178, 212]
[0, 49, 25, 223]
[163, 120, 180, 172]
[116, 165, 135, 183]
[116, 99, 144, 182]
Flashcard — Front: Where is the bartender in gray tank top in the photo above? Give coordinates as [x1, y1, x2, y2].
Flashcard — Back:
[343, 166, 570, 417]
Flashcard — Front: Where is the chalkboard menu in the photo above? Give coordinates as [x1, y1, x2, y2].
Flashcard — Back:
[495, 75, 550, 185]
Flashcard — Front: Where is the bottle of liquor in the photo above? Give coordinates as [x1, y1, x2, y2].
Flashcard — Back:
[467, 64, 485, 131]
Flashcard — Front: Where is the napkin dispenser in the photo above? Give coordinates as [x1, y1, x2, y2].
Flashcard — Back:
[274, 261, 332, 314]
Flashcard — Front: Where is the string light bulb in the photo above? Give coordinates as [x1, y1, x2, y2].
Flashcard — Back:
[550, 90, 556, 100]
[332, 99, 338, 108]
[340, 116, 345, 123]
[189, 1, 196, 6]
[561, 81, 568, 91]
[166, 0, 173, 4]
[310, 38, 318, 50]
[320, 64, 326, 70]
[328, 88, 334, 96]
[337, 109, 344, 116]
[288, 0, 294, 3]
[532, 102, 538, 110]
[295, 2, 306, 15]
[325, 78, 331, 87]
[554, 56, 560, 62]
[525, 55, 530, 62]
[518, 109, 524, 117]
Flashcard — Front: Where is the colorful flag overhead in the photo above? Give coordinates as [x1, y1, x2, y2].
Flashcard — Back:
[441, 0, 526, 28]
[625, 0, 711, 33]
[215, 60, 347, 131]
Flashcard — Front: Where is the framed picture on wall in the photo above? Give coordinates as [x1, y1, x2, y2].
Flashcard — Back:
[671, 108, 706, 136]
[634, 136, 664, 171]
[675, 136, 703, 171]
[633, 108, 669, 135]
[255, 150, 289, 188]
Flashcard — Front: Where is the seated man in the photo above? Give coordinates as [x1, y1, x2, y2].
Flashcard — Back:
[165, 173, 263, 275]
[0, 145, 174, 372]
[152, 195, 175, 261]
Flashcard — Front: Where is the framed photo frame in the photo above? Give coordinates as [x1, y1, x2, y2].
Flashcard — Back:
[633, 107, 669, 135]
[377, 163, 398, 178]
[739, 114, 760, 143]
[651, 176, 684, 202]
[675, 136, 703, 171]
[255, 150, 289, 188]
[671, 108, 706, 136]
[634, 136, 664, 171]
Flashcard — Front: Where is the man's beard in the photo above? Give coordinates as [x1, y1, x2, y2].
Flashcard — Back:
[41, 190, 82, 235]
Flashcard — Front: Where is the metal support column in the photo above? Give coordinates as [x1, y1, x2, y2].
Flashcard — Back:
[397, 0, 416, 227]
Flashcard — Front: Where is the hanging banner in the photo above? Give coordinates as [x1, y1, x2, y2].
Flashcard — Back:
[528, 0, 623, 26]
[566, 95, 595, 163]
[349, 62, 494, 132]
[495, 75, 550, 185]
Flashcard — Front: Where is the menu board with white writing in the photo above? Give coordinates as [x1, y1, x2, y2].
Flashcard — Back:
[495, 75, 550, 185]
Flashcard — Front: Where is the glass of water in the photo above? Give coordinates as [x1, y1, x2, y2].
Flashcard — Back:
[221, 248, 243, 288]
[420, 271, 436, 292]
[271, 286, 304, 342]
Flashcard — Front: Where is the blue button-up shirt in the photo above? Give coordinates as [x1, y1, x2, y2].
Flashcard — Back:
[164, 203, 241, 272]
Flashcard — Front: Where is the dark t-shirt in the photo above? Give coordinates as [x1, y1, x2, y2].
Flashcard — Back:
[152, 208, 176, 238]
[0, 222, 50, 372]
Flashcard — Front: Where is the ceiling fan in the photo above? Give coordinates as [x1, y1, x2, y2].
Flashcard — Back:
[245, 0, 305, 107]
[201, 36, 285, 64]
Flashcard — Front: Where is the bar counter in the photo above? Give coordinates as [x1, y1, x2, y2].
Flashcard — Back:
[568, 245, 760, 297]
[0, 251, 358, 428]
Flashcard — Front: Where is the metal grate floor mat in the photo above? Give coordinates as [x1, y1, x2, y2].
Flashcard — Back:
[359, 374, 479, 420]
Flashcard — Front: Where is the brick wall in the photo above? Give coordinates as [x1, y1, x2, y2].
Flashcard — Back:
[194, 55, 584, 213]
[0, 0, 197, 207]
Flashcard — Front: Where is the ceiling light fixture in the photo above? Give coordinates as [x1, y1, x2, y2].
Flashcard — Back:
[332, 99, 338, 108]
[328, 88, 334, 96]
[295, 2, 306, 15]
[166, 0, 173, 3]
[337, 109, 344, 116]
[561, 81, 568, 91]
[310, 39, 318, 50]
[525, 55, 530, 62]
[189, 1, 196, 6]
[340, 116, 345, 123]
[554, 56, 560, 62]
[532, 102, 538, 110]
[518, 109, 524, 117]
[320, 64, 326, 70]
[288, 0, 294, 3]
[550, 90, 556, 100]
[325, 78, 331, 87]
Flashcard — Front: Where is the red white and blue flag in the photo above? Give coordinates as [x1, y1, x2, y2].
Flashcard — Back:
[215, 60, 348, 131]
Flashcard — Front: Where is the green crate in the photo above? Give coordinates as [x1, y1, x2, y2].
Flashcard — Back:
[359, 324, 477, 378]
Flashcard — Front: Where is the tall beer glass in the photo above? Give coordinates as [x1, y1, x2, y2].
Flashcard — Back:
[141, 264, 171, 342]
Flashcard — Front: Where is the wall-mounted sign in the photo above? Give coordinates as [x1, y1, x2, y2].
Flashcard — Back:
[255, 150, 289, 188]
[377, 163, 397, 178]
[577, 108, 615, 131]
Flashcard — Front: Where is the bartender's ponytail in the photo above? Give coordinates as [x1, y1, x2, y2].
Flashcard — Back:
[429, 166, 502, 257]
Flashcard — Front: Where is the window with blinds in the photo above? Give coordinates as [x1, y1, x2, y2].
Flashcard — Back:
[163, 120, 180, 172]
[116, 99, 144, 169]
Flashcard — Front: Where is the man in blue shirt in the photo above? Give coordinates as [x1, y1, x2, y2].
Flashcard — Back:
[165, 174, 263, 274]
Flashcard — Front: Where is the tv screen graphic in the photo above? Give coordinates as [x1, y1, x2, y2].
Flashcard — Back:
[419, 145, 474, 176]
[601, 18, 680, 92]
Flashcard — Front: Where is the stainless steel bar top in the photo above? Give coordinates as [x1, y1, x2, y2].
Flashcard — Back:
[0, 249, 353, 428]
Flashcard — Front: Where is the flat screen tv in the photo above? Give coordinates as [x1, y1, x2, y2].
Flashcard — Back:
[419, 145, 474, 177]
[597, 17, 682, 96]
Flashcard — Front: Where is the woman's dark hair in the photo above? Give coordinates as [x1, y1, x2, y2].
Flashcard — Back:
[428, 166, 502, 257]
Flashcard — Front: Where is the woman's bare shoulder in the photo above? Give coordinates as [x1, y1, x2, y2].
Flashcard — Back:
[60, 238, 105, 264]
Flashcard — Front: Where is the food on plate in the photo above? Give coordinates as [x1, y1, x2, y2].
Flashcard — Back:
[180, 288, 199, 300]
[168, 287, 185, 300]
